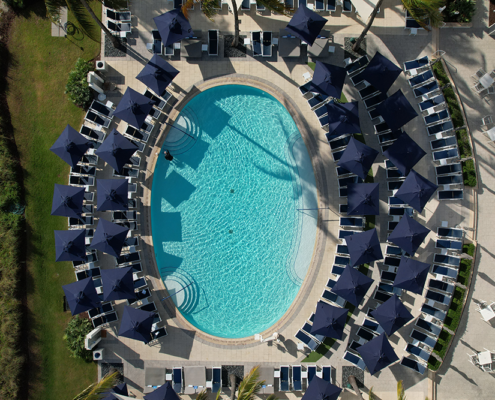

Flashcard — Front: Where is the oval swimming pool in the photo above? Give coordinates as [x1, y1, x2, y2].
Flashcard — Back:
[150, 85, 317, 338]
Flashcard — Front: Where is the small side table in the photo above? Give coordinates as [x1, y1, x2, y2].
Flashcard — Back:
[274, 370, 280, 378]
[202, 44, 208, 52]
[328, 45, 335, 54]
[98, 93, 106, 102]
[93, 348, 104, 361]
[166, 373, 172, 381]
[244, 38, 251, 46]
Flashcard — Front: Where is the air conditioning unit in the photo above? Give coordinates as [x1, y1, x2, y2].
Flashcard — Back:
[96, 60, 107, 72]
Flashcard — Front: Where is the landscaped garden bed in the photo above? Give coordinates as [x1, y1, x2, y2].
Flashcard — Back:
[442, 0, 476, 23]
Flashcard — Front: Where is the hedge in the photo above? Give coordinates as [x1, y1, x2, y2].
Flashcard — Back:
[65, 58, 94, 109]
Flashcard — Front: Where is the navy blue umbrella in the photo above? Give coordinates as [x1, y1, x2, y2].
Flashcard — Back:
[51, 184, 85, 218]
[302, 376, 342, 400]
[359, 52, 402, 94]
[119, 305, 156, 344]
[309, 62, 347, 99]
[144, 382, 181, 400]
[111, 383, 129, 396]
[90, 218, 130, 258]
[285, 6, 328, 46]
[97, 179, 129, 211]
[54, 229, 87, 262]
[113, 87, 154, 129]
[154, 9, 193, 47]
[331, 265, 374, 307]
[326, 101, 360, 137]
[375, 90, 418, 131]
[101, 266, 136, 302]
[62, 277, 101, 315]
[310, 301, 348, 340]
[393, 257, 430, 294]
[136, 55, 180, 97]
[383, 133, 426, 176]
[371, 294, 413, 336]
[101, 395, 118, 400]
[388, 215, 430, 255]
[337, 137, 378, 180]
[357, 333, 399, 375]
[50, 124, 92, 167]
[96, 129, 139, 174]
[395, 170, 438, 212]
[347, 183, 380, 216]
[346, 228, 383, 266]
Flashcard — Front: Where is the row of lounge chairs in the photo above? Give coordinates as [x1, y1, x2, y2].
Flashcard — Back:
[251, 31, 273, 57]
[148, 29, 219, 57]
[278, 365, 332, 391]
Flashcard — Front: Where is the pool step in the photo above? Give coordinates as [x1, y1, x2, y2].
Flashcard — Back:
[164, 107, 202, 155]
[160, 266, 199, 314]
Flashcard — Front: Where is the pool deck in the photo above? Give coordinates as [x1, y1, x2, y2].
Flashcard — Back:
[84, 0, 494, 398]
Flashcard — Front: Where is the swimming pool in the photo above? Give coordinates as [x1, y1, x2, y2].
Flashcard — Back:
[150, 85, 317, 338]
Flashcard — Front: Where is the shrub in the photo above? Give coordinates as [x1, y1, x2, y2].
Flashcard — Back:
[462, 159, 477, 186]
[428, 355, 441, 371]
[65, 58, 94, 109]
[456, 129, 471, 158]
[63, 316, 93, 362]
[445, 0, 476, 22]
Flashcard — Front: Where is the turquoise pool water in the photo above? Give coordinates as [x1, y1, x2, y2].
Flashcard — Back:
[150, 85, 317, 338]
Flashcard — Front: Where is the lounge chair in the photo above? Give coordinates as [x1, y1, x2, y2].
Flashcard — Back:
[428, 120, 454, 136]
[127, 288, 151, 305]
[339, 204, 348, 214]
[329, 135, 351, 150]
[339, 176, 363, 188]
[432, 147, 458, 162]
[76, 267, 101, 281]
[322, 366, 332, 382]
[409, 70, 434, 87]
[327, 0, 336, 10]
[405, 343, 431, 363]
[70, 165, 96, 177]
[292, 365, 302, 391]
[425, 290, 451, 306]
[381, 270, 397, 283]
[125, 125, 150, 143]
[404, 56, 429, 72]
[262, 32, 272, 57]
[433, 254, 460, 267]
[340, 217, 364, 228]
[416, 317, 442, 336]
[308, 93, 329, 110]
[133, 277, 147, 290]
[92, 311, 118, 328]
[388, 196, 406, 206]
[90, 100, 114, 118]
[437, 175, 463, 186]
[350, 71, 366, 86]
[78, 155, 98, 166]
[345, 55, 369, 75]
[208, 30, 219, 56]
[424, 109, 449, 125]
[413, 80, 439, 98]
[437, 227, 463, 239]
[149, 326, 168, 344]
[343, 0, 352, 11]
[80, 126, 105, 142]
[438, 190, 464, 200]
[174, 0, 182, 8]
[364, 93, 387, 109]
[334, 255, 350, 266]
[336, 244, 349, 255]
[280, 366, 290, 391]
[307, 365, 317, 383]
[173, 367, 183, 393]
[332, 149, 345, 162]
[419, 94, 445, 112]
[421, 302, 447, 321]
[120, 262, 142, 273]
[68, 216, 94, 227]
[241, 0, 250, 8]
[359, 85, 380, 100]
[411, 329, 437, 349]
[106, 9, 131, 22]
[116, 221, 137, 231]
[315, 0, 324, 10]
[299, 82, 312, 96]
[252, 31, 262, 56]
[88, 302, 113, 319]
[386, 245, 403, 256]
[374, 121, 392, 135]
[374, 289, 392, 303]
[116, 251, 141, 265]
[378, 281, 402, 296]
[432, 264, 457, 281]
[401, 357, 426, 374]
[337, 166, 353, 178]
[112, 211, 137, 221]
[387, 181, 403, 191]
[84, 110, 112, 128]
[113, 166, 139, 180]
[295, 329, 319, 351]
[435, 237, 462, 252]
[362, 318, 385, 335]
[386, 168, 405, 179]
[302, 322, 324, 342]
[212, 367, 221, 393]
[256, 0, 265, 10]
[339, 230, 358, 240]
[436, 163, 462, 176]
[107, 20, 131, 34]
[343, 351, 366, 370]
[322, 289, 347, 307]
[430, 136, 457, 151]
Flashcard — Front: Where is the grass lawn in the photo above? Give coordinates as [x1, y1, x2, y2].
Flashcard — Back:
[7, 2, 101, 398]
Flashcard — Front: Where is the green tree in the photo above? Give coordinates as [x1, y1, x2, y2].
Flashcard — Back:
[63, 315, 93, 361]
[236, 366, 278, 400]
[44, 0, 128, 48]
[72, 371, 120, 400]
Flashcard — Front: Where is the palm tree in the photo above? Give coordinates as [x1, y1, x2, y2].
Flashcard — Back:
[236, 366, 278, 400]
[72, 371, 120, 400]
[352, 0, 445, 52]
[397, 380, 407, 400]
[45, 0, 128, 49]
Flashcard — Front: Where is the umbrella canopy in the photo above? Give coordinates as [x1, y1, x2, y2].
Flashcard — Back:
[50, 124, 92, 167]
[51, 184, 85, 218]
[383, 132, 426, 176]
[311, 301, 348, 340]
[113, 87, 154, 129]
[144, 382, 181, 400]
[371, 294, 413, 336]
[388, 215, 430, 255]
[101, 267, 136, 302]
[346, 228, 383, 266]
[337, 137, 378, 180]
[395, 170, 438, 212]
[375, 90, 418, 131]
[302, 376, 342, 400]
[118, 305, 156, 344]
[136, 55, 180, 97]
[285, 6, 328, 46]
[326, 101, 360, 137]
[96, 129, 139, 174]
[347, 183, 380, 216]
[90, 218, 130, 258]
[111, 383, 129, 396]
[331, 265, 374, 307]
[54, 229, 87, 262]
[62, 277, 101, 315]
[393, 257, 430, 294]
[359, 51, 402, 94]
[97, 179, 129, 211]
[154, 9, 193, 47]
[357, 333, 399, 375]
[309, 62, 347, 98]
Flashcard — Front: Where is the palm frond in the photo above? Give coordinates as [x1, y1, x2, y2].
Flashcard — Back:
[65, 0, 101, 41]
[369, 386, 375, 400]
[101, 0, 129, 10]
[199, 0, 220, 20]
[402, 0, 445, 29]
[196, 388, 209, 400]
[45, 0, 68, 23]
[237, 366, 264, 400]
[397, 380, 406, 400]
[73, 372, 120, 400]
[258, 0, 287, 14]
[266, 395, 279, 400]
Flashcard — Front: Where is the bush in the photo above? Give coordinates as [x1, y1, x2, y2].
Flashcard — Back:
[65, 58, 94, 108]
[63, 316, 93, 362]
[445, 0, 476, 22]
[428, 355, 441, 371]
[456, 129, 472, 158]
[462, 159, 477, 186]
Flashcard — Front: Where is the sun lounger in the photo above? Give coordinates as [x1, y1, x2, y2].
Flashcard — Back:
[327, 0, 336, 10]
[309, 93, 329, 109]
[80, 125, 105, 143]
[295, 329, 319, 351]
[350, 71, 366, 86]
[85, 109, 112, 128]
[349, 340, 363, 352]
[378, 281, 402, 296]
[387, 181, 403, 191]
[299, 82, 312, 97]
[115, 221, 137, 231]
[436, 163, 462, 177]
[409, 70, 434, 87]
[374, 121, 392, 135]
[280, 366, 290, 391]
[307, 365, 317, 383]
[386, 169, 405, 180]
[364, 92, 387, 109]
[388, 196, 406, 206]
[329, 135, 352, 150]
[113, 166, 139, 179]
[363, 318, 385, 335]
[343, 0, 352, 11]
[437, 175, 463, 186]
[425, 289, 451, 306]
[116, 251, 141, 265]
[337, 166, 353, 178]
[70, 165, 96, 177]
[339, 230, 358, 241]
[432, 147, 458, 162]
[345, 55, 369, 75]
[416, 317, 442, 336]
[428, 279, 454, 297]
[174, 0, 182, 8]
[343, 351, 366, 370]
[430, 136, 457, 151]
[381, 270, 397, 283]
[374, 289, 392, 303]
[406, 343, 431, 363]
[92, 310, 118, 328]
[88, 302, 113, 319]
[428, 120, 454, 136]
[292, 366, 302, 391]
[421, 302, 447, 321]
[302, 322, 324, 343]
[339, 204, 348, 214]
[433, 254, 460, 267]
[339, 176, 363, 188]
[404, 56, 429, 72]
[208, 30, 218, 56]
[322, 289, 347, 307]
[173, 368, 183, 393]
[359, 85, 379, 100]
[438, 189, 464, 200]
[112, 211, 137, 221]
[379, 130, 403, 145]
[68, 216, 94, 227]
[437, 227, 463, 239]
[401, 357, 426, 374]
[335, 255, 351, 266]
[241, 0, 250, 8]
[106, 8, 131, 22]
[432, 265, 457, 281]
[340, 217, 364, 228]
[411, 329, 437, 349]
[331, 265, 345, 275]
[252, 31, 262, 56]
[336, 244, 349, 255]
[414, 81, 439, 98]
[107, 20, 131, 36]
[69, 175, 95, 187]
[424, 109, 449, 126]
[127, 288, 151, 305]
[322, 366, 331, 382]
[90, 100, 114, 118]
[262, 32, 272, 57]
[386, 245, 403, 256]
[406, 18, 423, 29]
[419, 94, 445, 113]
[76, 267, 101, 281]
[78, 155, 98, 166]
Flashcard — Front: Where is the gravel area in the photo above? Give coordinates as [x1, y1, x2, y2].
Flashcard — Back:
[224, 35, 247, 58]
[104, 35, 127, 57]
[341, 366, 364, 389]
[344, 37, 367, 60]
[222, 365, 244, 387]
[101, 362, 124, 383]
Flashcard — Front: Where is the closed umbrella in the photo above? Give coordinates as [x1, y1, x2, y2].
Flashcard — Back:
[337, 137, 378, 180]
[309, 61, 347, 99]
[90, 218, 130, 257]
[96, 129, 139, 174]
[393, 257, 430, 294]
[310, 301, 348, 340]
[113, 87, 154, 129]
[144, 382, 181, 400]
[101, 267, 136, 302]
[387, 215, 430, 255]
[62, 277, 101, 315]
[325, 101, 360, 139]
[371, 294, 413, 336]
[358, 51, 402, 94]
[50, 124, 92, 167]
[97, 179, 129, 211]
[285, 6, 328, 46]
[357, 333, 399, 375]
[375, 90, 418, 131]
[395, 170, 438, 212]
[136, 55, 180, 97]
[302, 376, 342, 400]
[346, 228, 383, 266]
[54, 229, 87, 262]
[383, 133, 426, 176]
[118, 305, 156, 344]
[51, 184, 85, 218]
[347, 183, 380, 215]
[331, 265, 373, 307]
[154, 9, 193, 47]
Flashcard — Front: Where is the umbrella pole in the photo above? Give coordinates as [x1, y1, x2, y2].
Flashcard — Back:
[160, 281, 193, 302]
[163, 120, 195, 140]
